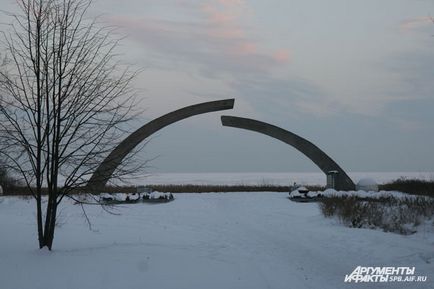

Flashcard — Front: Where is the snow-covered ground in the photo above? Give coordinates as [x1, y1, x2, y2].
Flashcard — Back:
[1, 193, 433, 289]
[135, 171, 434, 186]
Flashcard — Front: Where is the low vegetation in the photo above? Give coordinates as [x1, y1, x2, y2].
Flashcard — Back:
[379, 177, 434, 197]
[2, 178, 434, 196]
[319, 196, 434, 235]
[147, 184, 324, 193]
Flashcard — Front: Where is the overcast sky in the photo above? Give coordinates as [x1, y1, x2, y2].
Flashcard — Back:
[3, 0, 434, 173]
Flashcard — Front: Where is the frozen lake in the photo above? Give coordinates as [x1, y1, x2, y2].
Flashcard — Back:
[132, 171, 434, 186]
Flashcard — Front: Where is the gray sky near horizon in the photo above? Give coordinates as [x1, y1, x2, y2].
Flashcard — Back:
[2, 0, 434, 173]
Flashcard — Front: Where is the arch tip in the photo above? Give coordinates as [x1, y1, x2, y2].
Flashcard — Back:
[221, 115, 238, 126]
[219, 99, 235, 110]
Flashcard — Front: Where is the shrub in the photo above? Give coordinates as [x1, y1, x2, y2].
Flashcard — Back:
[379, 177, 434, 197]
[319, 196, 434, 235]
[148, 184, 324, 193]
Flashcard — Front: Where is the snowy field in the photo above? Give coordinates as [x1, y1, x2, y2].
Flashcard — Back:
[136, 172, 434, 186]
[1, 192, 433, 289]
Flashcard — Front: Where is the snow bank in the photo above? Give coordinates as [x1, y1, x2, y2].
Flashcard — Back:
[318, 189, 421, 199]
[99, 192, 141, 202]
[289, 188, 426, 201]
[146, 191, 172, 200]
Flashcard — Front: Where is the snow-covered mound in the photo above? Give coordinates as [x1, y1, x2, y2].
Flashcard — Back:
[99, 192, 174, 203]
[289, 186, 309, 198]
[289, 189, 302, 198]
[356, 178, 379, 192]
[143, 191, 174, 200]
[99, 193, 141, 202]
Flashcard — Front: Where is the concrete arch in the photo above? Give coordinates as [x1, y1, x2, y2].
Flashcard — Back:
[221, 116, 355, 190]
[87, 99, 235, 190]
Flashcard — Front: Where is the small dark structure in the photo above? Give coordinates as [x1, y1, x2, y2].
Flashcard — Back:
[326, 170, 339, 189]
[221, 116, 355, 191]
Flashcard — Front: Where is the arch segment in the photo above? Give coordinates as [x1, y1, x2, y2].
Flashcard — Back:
[87, 99, 235, 190]
[221, 116, 355, 190]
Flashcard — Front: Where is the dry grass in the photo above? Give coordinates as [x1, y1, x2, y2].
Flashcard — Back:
[319, 196, 434, 235]
[379, 177, 434, 197]
[146, 184, 325, 193]
[3, 177, 434, 196]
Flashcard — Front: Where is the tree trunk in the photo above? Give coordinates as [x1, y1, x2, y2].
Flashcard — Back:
[42, 190, 58, 250]
[36, 195, 44, 249]
[46, 201, 58, 250]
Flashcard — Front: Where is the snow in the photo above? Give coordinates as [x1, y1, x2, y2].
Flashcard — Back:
[288, 188, 417, 200]
[356, 178, 379, 192]
[147, 191, 172, 199]
[304, 189, 426, 200]
[1, 193, 433, 289]
[289, 186, 309, 198]
[289, 189, 303, 198]
[99, 193, 141, 202]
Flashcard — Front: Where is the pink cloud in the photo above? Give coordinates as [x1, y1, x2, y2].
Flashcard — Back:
[232, 42, 257, 54]
[200, 0, 291, 62]
[108, 0, 291, 75]
[272, 49, 291, 63]
[202, 0, 249, 43]
[400, 16, 433, 32]
[218, 0, 245, 5]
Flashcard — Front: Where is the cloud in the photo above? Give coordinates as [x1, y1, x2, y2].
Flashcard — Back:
[272, 49, 291, 63]
[371, 44, 434, 131]
[105, 0, 311, 120]
[106, 0, 375, 124]
[400, 16, 433, 32]
[384, 48, 434, 101]
[107, 0, 290, 78]
[227, 75, 335, 120]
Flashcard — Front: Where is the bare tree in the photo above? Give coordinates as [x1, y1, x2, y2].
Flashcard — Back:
[0, 0, 138, 250]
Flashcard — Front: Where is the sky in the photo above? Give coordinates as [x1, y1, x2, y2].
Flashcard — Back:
[2, 0, 434, 173]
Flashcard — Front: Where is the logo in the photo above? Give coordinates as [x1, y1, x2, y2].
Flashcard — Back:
[344, 266, 427, 283]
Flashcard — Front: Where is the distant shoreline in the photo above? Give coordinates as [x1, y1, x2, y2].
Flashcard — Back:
[127, 172, 434, 187]
[4, 177, 434, 197]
